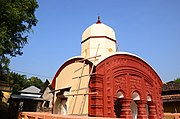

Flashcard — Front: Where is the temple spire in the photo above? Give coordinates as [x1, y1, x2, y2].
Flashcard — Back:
[96, 16, 101, 24]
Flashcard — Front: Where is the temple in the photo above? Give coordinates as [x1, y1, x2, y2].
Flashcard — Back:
[51, 17, 164, 119]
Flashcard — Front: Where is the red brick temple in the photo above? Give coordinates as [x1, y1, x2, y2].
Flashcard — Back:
[88, 53, 164, 119]
[51, 17, 164, 119]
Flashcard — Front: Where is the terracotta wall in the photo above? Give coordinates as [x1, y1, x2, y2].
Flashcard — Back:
[89, 54, 164, 118]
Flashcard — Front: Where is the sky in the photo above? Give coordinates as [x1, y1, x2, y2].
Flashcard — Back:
[10, 0, 180, 82]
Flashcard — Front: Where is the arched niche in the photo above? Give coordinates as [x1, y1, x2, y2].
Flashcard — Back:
[132, 92, 140, 101]
[147, 95, 152, 102]
[117, 91, 124, 99]
[146, 95, 152, 116]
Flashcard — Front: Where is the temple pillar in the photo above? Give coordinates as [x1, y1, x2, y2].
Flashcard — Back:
[147, 101, 157, 119]
[136, 100, 148, 119]
[120, 99, 132, 119]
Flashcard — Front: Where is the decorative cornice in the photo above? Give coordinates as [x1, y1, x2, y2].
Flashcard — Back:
[81, 36, 116, 44]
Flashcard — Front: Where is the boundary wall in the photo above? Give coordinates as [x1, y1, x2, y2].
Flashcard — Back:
[19, 112, 180, 119]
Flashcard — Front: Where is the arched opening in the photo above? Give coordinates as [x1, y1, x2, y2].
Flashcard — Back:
[147, 95, 152, 101]
[117, 91, 124, 99]
[132, 92, 140, 100]
[131, 92, 140, 119]
[146, 95, 152, 116]
[114, 91, 124, 118]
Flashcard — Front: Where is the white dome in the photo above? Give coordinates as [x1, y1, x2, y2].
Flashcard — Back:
[82, 20, 116, 42]
[81, 17, 117, 64]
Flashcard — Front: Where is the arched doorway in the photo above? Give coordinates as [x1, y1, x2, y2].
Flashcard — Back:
[131, 92, 140, 119]
[114, 91, 124, 118]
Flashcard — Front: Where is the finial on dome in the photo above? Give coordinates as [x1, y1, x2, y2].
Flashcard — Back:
[96, 16, 101, 24]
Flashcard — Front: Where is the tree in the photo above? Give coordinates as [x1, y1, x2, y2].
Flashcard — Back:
[9, 72, 44, 94]
[174, 78, 180, 83]
[0, 0, 38, 57]
[27, 76, 43, 89]
[0, 0, 38, 81]
[9, 72, 28, 94]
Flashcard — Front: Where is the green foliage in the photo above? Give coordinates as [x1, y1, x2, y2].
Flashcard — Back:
[174, 78, 180, 83]
[9, 72, 44, 94]
[0, 0, 38, 81]
[27, 76, 43, 89]
[0, 0, 38, 57]
[10, 72, 28, 94]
